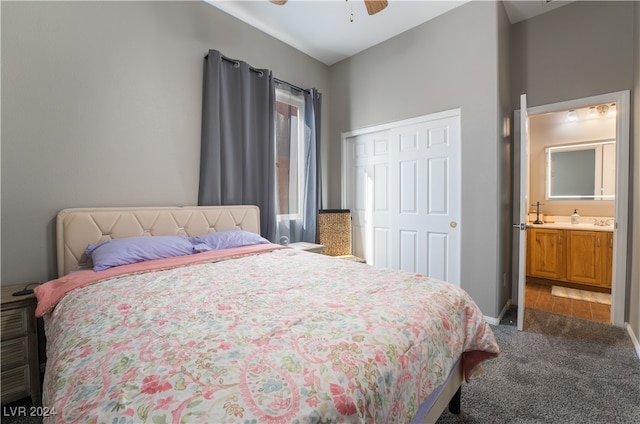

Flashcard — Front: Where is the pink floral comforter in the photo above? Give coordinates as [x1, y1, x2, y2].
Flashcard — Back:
[37, 246, 499, 423]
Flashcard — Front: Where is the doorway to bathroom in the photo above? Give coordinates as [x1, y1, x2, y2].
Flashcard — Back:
[513, 91, 630, 331]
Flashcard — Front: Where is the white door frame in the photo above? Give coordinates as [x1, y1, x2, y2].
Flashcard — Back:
[515, 90, 630, 328]
[515, 95, 529, 331]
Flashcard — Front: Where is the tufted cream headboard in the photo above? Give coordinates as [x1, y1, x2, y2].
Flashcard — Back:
[56, 205, 261, 277]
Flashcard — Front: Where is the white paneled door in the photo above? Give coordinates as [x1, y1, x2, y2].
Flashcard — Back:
[342, 110, 461, 286]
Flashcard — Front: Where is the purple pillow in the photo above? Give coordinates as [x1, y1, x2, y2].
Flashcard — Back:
[189, 230, 270, 253]
[86, 235, 195, 271]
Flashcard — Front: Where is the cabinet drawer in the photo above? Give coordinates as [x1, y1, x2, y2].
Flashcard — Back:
[1, 308, 29, 340]
[1, 337, 29, 371]
[1, 364, 31, 404]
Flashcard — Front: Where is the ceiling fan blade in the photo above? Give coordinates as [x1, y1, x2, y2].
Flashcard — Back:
[364, 0, 388, 15]
[269, 0, 288, 5]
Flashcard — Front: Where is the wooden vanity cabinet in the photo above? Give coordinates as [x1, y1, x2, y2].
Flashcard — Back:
[526, 228, 613, 288]
[527, 228, 565, 280]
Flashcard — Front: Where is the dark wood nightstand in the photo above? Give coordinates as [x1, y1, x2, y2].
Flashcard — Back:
[1, 284, 41, 406]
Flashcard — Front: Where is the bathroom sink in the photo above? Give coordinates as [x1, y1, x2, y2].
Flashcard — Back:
[527, 222, 613, 231]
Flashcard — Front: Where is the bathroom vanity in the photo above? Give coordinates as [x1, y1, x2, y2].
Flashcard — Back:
[526, 222, 613, 289]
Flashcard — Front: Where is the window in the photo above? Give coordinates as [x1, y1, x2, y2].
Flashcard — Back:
[275, 87, 306, 221]
[273, 84, 320, 245]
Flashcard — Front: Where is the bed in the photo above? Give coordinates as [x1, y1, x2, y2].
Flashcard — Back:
[34, 205, 499, 423]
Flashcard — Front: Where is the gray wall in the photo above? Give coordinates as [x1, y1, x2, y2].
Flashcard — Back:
[1, 1, 330, 284]
[328, 1, 509, 317]
[497, 0, 513, 322]
[630, 0, 640, 349]
[510, 1, 638, 341]
[510, 1, 634, 107]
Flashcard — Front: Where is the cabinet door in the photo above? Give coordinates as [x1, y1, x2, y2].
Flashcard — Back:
[566, 230, 605, 286]
[527, 228, 564, 279]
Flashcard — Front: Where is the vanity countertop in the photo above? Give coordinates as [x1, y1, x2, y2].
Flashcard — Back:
[526, 222, 613, 232]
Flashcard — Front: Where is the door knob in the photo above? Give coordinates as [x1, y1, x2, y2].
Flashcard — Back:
[450, 221, 457, 228]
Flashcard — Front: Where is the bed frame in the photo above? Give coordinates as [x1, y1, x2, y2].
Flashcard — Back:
[54, 205, 462, 423]
[56, 205, 261, 277]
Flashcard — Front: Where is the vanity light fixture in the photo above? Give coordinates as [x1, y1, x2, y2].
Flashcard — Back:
[565, 109, 579, 122]
[596, 104, 609, 116]
[569, 104, 616, 122]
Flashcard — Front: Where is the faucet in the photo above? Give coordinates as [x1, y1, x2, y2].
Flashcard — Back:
[531, 201, 544, 224]
[593, 219, 612, 226]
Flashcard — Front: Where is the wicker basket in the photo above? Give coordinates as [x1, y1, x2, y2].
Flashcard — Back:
[317, 210, 352, 256]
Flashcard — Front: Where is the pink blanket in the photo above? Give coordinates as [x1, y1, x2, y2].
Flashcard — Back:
[39, 247, 499, 423]
[34, 244, 283, 317]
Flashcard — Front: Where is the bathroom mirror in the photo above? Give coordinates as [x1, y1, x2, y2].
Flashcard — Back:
[545, 140, 615, 200]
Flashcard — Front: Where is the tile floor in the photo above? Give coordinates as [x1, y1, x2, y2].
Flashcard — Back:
[524, 282, 611, 323]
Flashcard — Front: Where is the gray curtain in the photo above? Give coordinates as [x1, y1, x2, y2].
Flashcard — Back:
[275, 84, 322, 244]
[198, 50, 276, 241]
[303, 88, 322, 242]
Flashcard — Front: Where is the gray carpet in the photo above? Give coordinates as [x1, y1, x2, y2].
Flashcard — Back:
[3, 308, 639, 423]
[436, 308, 640, 423]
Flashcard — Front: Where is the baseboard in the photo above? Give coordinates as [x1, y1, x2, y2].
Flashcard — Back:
[484, 315, 500, 325]
[484, 299, 511, 325]
[626, 323, 640, 360]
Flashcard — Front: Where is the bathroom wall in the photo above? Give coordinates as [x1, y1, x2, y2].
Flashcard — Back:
[528, 109, 616, 218]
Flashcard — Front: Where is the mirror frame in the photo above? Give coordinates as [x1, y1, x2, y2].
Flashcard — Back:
[545, 140, 616, 200]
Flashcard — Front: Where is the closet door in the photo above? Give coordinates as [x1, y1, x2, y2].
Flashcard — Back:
[344, 129, 392, 268]
[343, 110, 461, 286]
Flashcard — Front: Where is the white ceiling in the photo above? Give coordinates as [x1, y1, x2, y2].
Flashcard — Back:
[206, 0, 575, 66]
